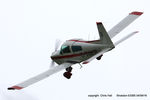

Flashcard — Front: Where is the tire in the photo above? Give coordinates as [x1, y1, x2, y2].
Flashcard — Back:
[66, 67, 72, 72]
[63, 72, 72, 79]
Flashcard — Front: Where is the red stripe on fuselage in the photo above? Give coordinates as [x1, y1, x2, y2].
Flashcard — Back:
[68, 39, 100, 43]
[51, 51, 96, 60]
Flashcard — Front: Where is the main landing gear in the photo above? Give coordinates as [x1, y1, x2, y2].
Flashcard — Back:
[63, 67, 72, 79]
[96, 55, 103, 60]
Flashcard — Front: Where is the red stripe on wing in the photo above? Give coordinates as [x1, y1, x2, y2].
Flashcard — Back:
[8, 86, 23, 90]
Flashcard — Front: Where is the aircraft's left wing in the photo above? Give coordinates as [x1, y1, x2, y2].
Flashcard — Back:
[8, 62, 73, 90]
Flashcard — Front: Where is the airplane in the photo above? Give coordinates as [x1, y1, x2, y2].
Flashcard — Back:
[8, 11, 143, 90]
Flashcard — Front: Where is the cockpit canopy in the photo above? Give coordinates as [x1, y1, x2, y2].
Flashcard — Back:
[60, 45, 71, 54]
[60, 45, 82, 54]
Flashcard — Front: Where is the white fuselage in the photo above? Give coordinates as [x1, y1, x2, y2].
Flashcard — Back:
[51, 39, 110, 64]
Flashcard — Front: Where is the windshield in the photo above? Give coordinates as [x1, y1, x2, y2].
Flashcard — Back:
[60, 45, 71, 54]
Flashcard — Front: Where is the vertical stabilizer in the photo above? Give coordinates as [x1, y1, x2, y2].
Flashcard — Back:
[96, 22, 114, 46]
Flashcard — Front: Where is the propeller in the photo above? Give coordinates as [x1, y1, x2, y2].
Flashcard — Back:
[55, 39, 61, 51]
[49, 39, 62, 68]
[49, 60, 55, 68]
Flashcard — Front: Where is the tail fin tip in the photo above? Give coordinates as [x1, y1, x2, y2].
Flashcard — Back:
[96, 22, 102, 24]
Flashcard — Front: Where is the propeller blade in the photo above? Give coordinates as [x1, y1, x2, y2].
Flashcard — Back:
[50, 39, 62, 68]
[55, 39, 61, 51]
[49, 61, 55, 69]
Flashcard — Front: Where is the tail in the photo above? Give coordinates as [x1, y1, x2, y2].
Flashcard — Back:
[114, 31, 139, 46]
[96, 22, 114, 48]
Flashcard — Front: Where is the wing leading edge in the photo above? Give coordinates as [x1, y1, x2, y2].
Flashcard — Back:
[8, 62, 73, 90]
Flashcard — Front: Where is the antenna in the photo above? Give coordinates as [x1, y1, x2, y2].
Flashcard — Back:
[78, 63, 83, 69]
[88, 33, 90, 41]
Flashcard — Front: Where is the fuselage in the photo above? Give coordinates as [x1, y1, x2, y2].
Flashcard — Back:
[51, 39, 110, 65]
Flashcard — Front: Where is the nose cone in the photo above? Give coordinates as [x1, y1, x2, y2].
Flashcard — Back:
[50, 54, 54, 60]
[50, 51, 59, 60]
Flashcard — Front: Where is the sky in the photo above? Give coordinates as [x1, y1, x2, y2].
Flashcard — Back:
[0, 0, 150, 100]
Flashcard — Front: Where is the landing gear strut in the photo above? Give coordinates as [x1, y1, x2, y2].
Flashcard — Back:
[63, 66, 72, 79]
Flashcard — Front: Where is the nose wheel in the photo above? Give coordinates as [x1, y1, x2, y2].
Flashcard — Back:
[63, 72, 72, 79]
[63, 67, 72, 79]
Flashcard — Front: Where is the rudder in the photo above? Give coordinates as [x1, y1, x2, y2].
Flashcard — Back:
[96, 22, 114, 47]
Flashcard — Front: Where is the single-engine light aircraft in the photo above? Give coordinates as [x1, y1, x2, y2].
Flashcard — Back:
[8, 11, 143, 90]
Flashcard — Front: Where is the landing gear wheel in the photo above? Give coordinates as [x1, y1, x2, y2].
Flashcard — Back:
[66, 67, 72, 72]
[63, 72, 72, 79]
[96, 55, 103, 60]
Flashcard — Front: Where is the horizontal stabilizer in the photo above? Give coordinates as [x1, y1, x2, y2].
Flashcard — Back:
[114, 31, 139, 46]
[108, 11, 143, 38]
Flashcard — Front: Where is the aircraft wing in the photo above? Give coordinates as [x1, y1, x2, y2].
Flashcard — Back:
[8, 62, 73, 90]
[82, 48, 110, 64]
[108, 11, 143, 38]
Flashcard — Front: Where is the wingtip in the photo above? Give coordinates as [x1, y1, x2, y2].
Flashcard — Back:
[130, 11, 143, 15]
[134, 31, 139, 33]
[8, 86, 23, 90]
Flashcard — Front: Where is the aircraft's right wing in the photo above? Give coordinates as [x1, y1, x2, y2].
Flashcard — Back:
[8, 62, 73, 90]
[108, 11, 143, 38]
